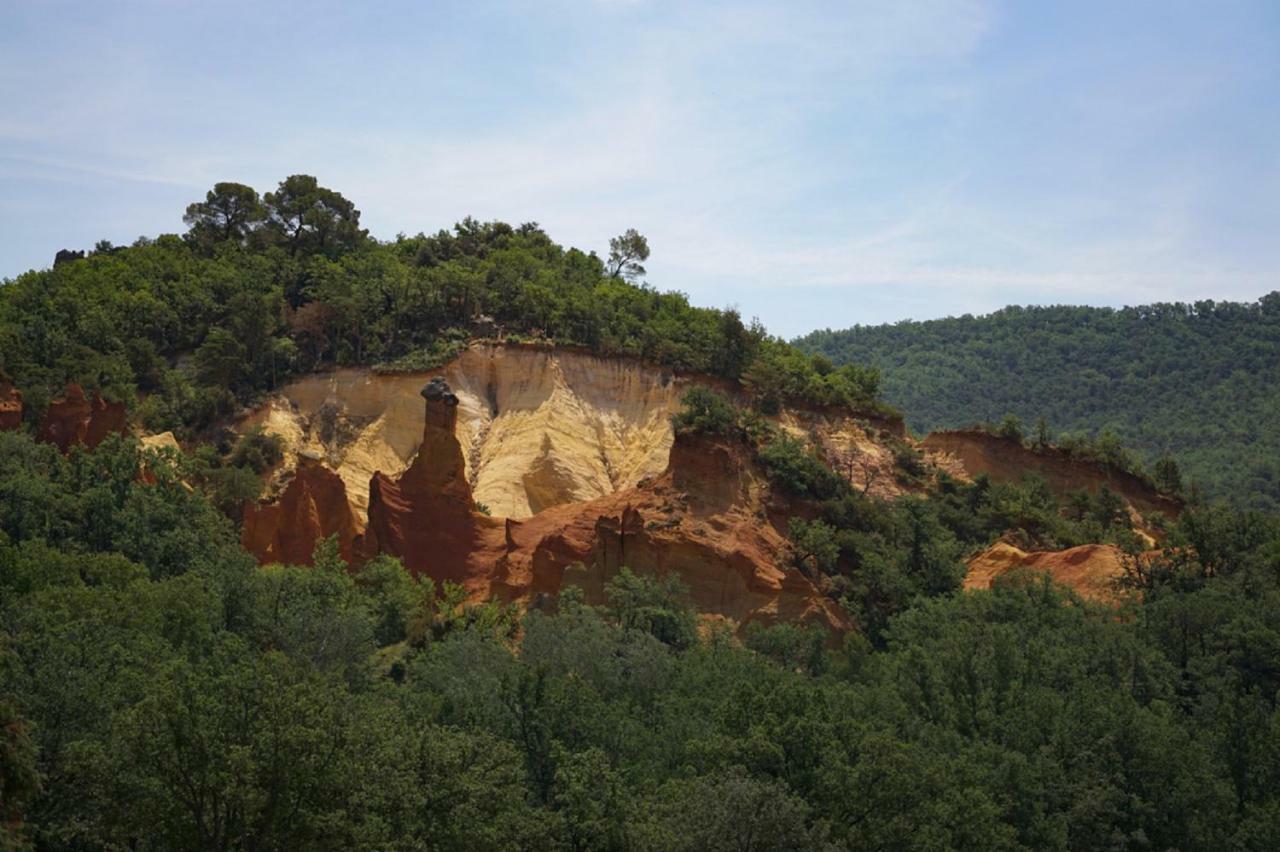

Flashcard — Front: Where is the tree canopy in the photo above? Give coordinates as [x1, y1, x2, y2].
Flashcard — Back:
[796, 297, 1280, 511]
[3, 424, 1280, 848]
[0, 177, 885, 440]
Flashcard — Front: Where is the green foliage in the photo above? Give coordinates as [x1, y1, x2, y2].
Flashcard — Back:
[2, 180, 887, 441]
[797, 295, 1280, 510]
[787, 517, 840, 573]
[997, 413, 1024, 443]
[742, 338, 885, 415]
[0, 686, 39, 851]
[671, 386, 739, 437]
[742, 622, 829, 675]
[605, 228, 649, 282]
[225, 427, 284, 474]
[757, 433, 847, 500]
[4, 432, 1280, 848]
[1154, 455, 1184, 495]
[603, 567, 698, 651]
[182, 181, 265, 252]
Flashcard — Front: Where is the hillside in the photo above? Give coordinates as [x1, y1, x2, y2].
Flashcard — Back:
[4, 178, 1280, 849]
[796, 296, 1280, 510]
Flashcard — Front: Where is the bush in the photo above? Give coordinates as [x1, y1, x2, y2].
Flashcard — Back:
[226, 428, 284, 474]
[672, 386, 739, 437]
[604, 567, 698, 651]
[997, 414, 1024, 443]
[757, 435, 848, 501]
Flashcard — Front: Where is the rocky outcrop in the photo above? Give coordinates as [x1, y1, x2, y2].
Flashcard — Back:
[232, 346, 920, 633]
[35, 384, 127, 452]
[964, 541, 1146, 604]
[140, 431, 181, 453]
[242, 453, 360, 565]
[0, 383, 21, 431]
[360, 378, 487, 584]
[921, 429, 1182, 522]
[486, 431, 849, 631]
[237, 345, 688, 521]
[275, 375, 852, 633]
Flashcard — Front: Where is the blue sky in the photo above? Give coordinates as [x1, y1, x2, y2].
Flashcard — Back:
[2, 0, 1277, 337]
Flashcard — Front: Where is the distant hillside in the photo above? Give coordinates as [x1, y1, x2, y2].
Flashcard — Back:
[796, 295, 1280, 511]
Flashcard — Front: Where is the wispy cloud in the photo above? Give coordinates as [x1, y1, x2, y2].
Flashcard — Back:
[1, 0, 1276, 333]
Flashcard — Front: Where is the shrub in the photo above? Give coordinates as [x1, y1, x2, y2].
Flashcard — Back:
[672, 386, 739, 437]
[757, 435, 848, 501]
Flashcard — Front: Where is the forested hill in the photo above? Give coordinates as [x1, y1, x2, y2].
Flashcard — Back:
[796, 296, 1280, 511]
[0, 176, 884, 437]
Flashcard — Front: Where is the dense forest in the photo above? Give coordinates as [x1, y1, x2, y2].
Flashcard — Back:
[0, 176, 884, 440]
[4, 178, 1280, 848]
[4, 419, 1280, 849]
[796, 298, 1280, 511]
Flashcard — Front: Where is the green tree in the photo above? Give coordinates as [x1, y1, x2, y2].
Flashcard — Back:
[997, 413, 1024, 443]
[264, 174, 365, 257]
[604, 568, 698, 650]
[605, 228, 649, 281]
[1155, 456, 1184, 494]
[672, 386, 739, 437]
[182, 181, 265, 250]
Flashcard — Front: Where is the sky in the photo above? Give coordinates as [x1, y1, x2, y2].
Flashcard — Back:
[1, 1, 1277, 338]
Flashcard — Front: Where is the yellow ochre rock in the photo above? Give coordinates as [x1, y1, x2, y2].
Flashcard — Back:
[237, 344, 686, 522]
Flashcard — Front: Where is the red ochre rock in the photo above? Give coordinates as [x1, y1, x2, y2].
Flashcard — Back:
[242, 453, 360, 566]
[244, 376, 850, 634]
[35, 383, 127, 452]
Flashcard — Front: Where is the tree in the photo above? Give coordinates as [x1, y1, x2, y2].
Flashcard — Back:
[788, 517, 840, 575]
[997, 414, 1024, 443]
[604, 568, 697, 650]
[1035, 417, 1051, 449]
[606, 229, 649, 281]
[0, 694, 39, 850]
[672, 386, 739, 437]
[183, 182, 265, 250]
[193, 327, 248, 389]
[1155, 456, 1183, 495]
[264, 175, 365, 257]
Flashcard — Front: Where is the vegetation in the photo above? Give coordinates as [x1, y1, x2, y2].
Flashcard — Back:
[796, 296, 1280, 510]
[670, 387, 740, 438]
[4, 427, 1280, 848]
[0, 175, 884, 442]
[4, 183, 1279, 847]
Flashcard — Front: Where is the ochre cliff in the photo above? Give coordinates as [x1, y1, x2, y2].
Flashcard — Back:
[921, 429, 1182, 523]
[238, 345, 687, 521]
[35, 384, 127, 452]
[244, 370, 850, 633]
[965, 541, 1147, 604]
[242, 453, 360, 565]
[487, 429, 850, 631]
[360, 378, 483, 584]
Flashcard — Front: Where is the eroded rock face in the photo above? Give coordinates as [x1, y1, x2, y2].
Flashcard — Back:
[238, 345, 687, 521]
[0, 383, 21, 431]
[488, 431, 849, 631]
[964, 541, 1145, 604]
[360, 378, 483, 584]
[36, 384, 127, 452]
[140, 431, 181, 453]
[242, 454, 360, 565]
[239, 373, 850, 633]
[921, 429, 1182, 527]
[232, 345, 921, 633]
